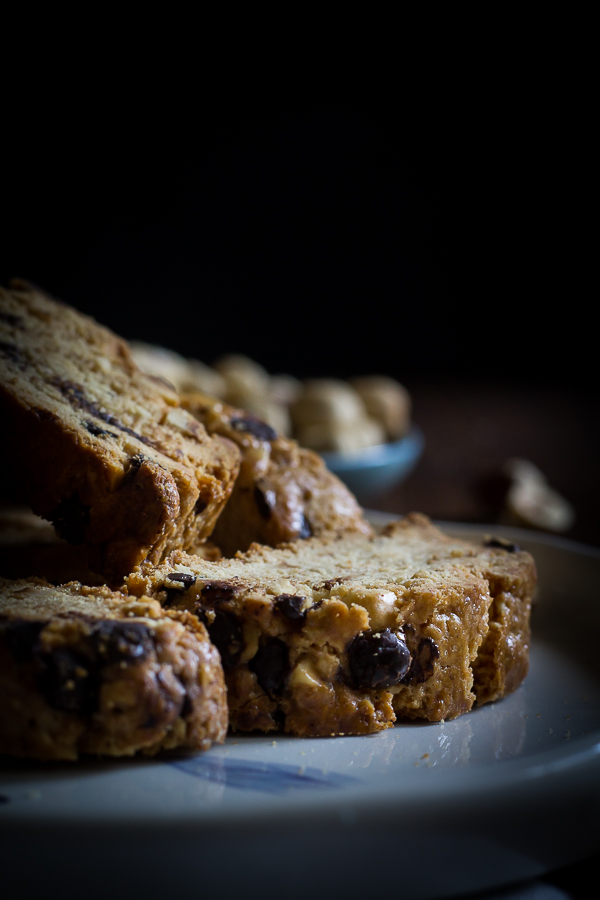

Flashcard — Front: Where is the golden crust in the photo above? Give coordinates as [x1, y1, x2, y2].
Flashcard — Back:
[0, 282, 240, 581]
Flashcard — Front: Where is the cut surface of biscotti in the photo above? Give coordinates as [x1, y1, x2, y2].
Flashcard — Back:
[0, 281, 240, 581]
[0, 576, 228, 760]
[126, 513, 536, 737]
[180, 390, 373, 557]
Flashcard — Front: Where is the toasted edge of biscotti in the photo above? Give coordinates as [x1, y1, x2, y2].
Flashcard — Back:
[0, 281, 241, 580]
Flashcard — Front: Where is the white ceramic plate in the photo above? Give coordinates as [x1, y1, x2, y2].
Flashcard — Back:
[1, 514, 599, 900]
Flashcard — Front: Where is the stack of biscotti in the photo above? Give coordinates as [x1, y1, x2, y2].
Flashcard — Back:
[0, 280, 241, 583]
[127, 512, 536, 737]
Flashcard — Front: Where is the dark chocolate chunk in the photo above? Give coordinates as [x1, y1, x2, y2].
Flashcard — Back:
[194, 497, 208, 514]
[0, 340, 27, 368]
[275, 594, 307, 623]
[49, 494, 90, 544]
[201, 608, 243, 669]
[347, 629, 411, 690]
[32, 407, 58, 424]
[180, 693, 194, 718]
[0, 311, 23, 328]
[91, 620, 153, 665]
[484, 536, 520, 553]
[313, 576, 350, 591]
[167, 572, 197, 588]
[402, 637, 440, 685]
[249, 637, 289, 697]
[200, 581, 238, 604]
[52, 378, 156, 447]
[161, 572, 197, 607]
[38, 647, 99, 714]
[84, 419, 118, 439]
[230, 414, 277, 442]
[1, 619, 46, 661]
[254, 485, 275, 520]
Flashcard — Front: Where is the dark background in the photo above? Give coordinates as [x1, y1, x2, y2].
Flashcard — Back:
[1, 95, 592, 386]
[2, 93, 598, 546]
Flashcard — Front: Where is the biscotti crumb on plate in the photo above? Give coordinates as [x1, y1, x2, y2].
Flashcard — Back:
[0, 280, 241, 581]
[0, 576, 228, 760]
[180, 390, 373, 557]
[126, 512, 536, 737]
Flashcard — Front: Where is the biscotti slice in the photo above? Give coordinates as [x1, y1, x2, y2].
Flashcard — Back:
[179, 390, 373, 557]
[0, 281, 240, 581]
[0, 576, 228, 760]
[0, 501, 223, 587]
[126, 513, 536, 736]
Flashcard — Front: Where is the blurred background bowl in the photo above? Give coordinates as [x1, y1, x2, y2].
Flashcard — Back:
[321, 425, 424, 503]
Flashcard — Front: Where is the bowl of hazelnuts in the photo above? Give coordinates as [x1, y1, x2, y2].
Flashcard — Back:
[289, 375, 424, 501]
[130, 343, 424, 502]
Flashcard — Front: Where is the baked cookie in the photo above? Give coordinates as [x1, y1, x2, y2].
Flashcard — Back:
[126, 513, 536, 736]
[0, 577, 227, 760]
[180, 391, 373, 557]
[0, 281, 240, 581]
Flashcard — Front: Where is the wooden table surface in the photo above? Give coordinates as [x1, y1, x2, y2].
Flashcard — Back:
[359, 380, 600, 551]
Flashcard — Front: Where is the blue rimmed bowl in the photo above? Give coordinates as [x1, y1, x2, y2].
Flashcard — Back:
[321, 425, 424, 501]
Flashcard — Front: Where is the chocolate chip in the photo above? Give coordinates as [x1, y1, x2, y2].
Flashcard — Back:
[167, 572, 197, 588]
[0, 312, 23, 328]
[32, 407, 58, 423]
[180, 693, 194, 718]
[484, 537, 520, 553]
[52, 378, 156, 448]
[200, 581, 237, 604]
[49, 494, 90, 544]
[347, 629, 411, 690]
[313, 576, 350, 591]
[230, 415, 277, 441]
[194, 497, 208, 514]
[402, 637, 440, 685]
[0, 340, 27, 368]
[38, 647, 99, 714]
[201, 608, 243, 669]
[1, 619, 46, 660]
[84, 419, 118, 439]
[90, 620, 153, 665]
[161, 573, 197, 607]
[254, 485, 275, 520]
[275, 594, 307, 623]
[249, 637, 289, 697]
